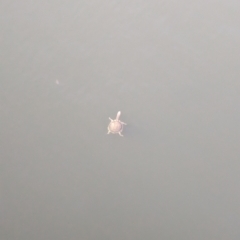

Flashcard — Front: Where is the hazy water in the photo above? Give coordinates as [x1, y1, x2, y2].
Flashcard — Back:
[1, 1, 240, 239]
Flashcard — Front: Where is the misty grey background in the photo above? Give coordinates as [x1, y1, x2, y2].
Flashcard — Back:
[1, 1, 240, 239]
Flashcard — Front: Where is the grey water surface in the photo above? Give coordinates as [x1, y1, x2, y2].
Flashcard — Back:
[1, 1, 240, 239]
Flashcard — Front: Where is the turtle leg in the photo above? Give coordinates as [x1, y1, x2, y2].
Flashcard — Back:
[109, 118, 113, 121]
[119, 132, 123, 137]
[121, 121, 127, 125]
[107, 129, 111, 134]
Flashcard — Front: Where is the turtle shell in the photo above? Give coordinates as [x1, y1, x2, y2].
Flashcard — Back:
[108, 120, 123, 133]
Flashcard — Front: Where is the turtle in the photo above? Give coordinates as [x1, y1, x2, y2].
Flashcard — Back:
[107, 111, 127, 136]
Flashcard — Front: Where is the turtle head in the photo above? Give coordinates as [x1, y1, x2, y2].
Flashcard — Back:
[116, 111, 121, 120]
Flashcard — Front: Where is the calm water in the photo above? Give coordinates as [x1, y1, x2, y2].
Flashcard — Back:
[1, 1, 240, 239]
